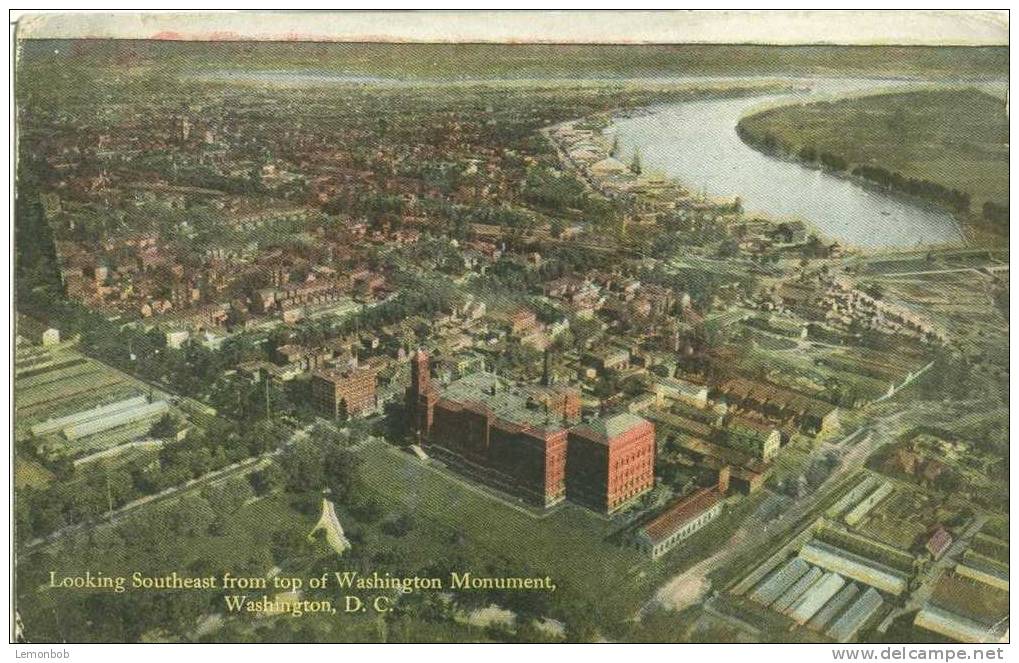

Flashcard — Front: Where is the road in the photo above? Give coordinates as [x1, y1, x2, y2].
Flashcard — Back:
[540, 122, 605, 198]
[72, 439, 163, 467]
[640, 406, 909, 618]
[873, 265, 1009, 279]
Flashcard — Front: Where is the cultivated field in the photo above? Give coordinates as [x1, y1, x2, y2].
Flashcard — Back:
[15, 343, 186, 459]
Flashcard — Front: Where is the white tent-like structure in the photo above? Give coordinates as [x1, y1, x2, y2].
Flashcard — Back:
[309, 498, 351, 555]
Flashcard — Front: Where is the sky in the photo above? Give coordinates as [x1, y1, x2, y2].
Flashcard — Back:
[15, 10, 1010, 46]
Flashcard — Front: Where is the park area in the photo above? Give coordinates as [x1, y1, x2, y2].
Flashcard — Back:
[355, 442, 653, 616]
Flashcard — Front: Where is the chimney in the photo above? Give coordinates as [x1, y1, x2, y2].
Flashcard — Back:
[542, 348, 551, 387]
[717, 465, 731, 495]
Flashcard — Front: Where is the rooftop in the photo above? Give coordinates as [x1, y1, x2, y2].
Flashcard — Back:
[640, 488, 723, 544]
[646, 410, 715, 442]
[653, 376, 707, 397]
[719, 377, 836, 418]
[959, 550, 1009, 581]
[440, 371, 567, 433]
[313, 364, 375, 381]
[677, 434, 769, 474]
[929, 571, 1009, 627]
[729, 414, 778, 436]
[570, 412, 651, 443]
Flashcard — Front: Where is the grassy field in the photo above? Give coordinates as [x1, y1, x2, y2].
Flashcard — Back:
[737, 89, 1008, 231]
[18, 452, 651, 643]
[356, 443, 652, 616]
[18, 491, 485, 641]
[15, 493, 434, 643]
[868, 258, 1008, 411]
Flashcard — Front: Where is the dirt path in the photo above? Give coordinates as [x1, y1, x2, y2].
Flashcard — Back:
[652, 527, 749, 612]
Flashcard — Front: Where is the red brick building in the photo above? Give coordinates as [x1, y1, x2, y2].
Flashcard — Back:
[407, 351, 650, 511]
[415, 366, 570, 507]
[525, 384, 582, 422]
[312, 365, 377, 418]
[566, 413, 656, 514]
[429, 396, 569, 506]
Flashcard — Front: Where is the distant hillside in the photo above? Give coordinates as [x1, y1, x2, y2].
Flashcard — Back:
[17, 40, 1009, 81]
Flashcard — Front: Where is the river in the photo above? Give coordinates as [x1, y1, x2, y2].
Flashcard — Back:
[609, 78, 978, 249]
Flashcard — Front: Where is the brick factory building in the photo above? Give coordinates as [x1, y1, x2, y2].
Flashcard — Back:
[526, 383, 582, 422]
[312, 365, 377, 418]
[406, 350, 653, 512]
[566, 412, 656, 514]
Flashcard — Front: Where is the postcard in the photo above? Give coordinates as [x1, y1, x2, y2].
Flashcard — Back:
[9, 10, 1010, 648]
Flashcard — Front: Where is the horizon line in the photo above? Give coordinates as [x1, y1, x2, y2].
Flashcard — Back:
[15, 36, 1011, 48]
[14, 10, 1009, 47]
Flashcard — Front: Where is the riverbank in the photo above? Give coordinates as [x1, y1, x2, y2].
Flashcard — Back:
[543, 84, 842, 255]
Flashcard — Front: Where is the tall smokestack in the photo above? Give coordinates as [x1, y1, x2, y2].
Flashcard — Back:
[717, 465, 731, 495]
[411, 348, 430, 397]
[407, 349, 434, 443]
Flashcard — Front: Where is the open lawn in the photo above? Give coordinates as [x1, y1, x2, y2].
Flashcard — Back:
[353, 441, 770, 626]
[356, 442, 654, 618]
[851, 249, 1008, 276]
[18, 460, 633, 642]
[16, 492, 474, 643]
[18, 491, 496, 642]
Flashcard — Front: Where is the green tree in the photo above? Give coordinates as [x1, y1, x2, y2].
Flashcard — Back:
[149, 413, 179, 440]
[279, 438, 326, 493]
[629, 149, 643, 175]
[249, 463, 285, 496]
[324, 446, 363, 501]
[203, 475, 253, 520]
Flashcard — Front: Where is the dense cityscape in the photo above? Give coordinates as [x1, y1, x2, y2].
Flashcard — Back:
[13, 38, 1009, 644]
